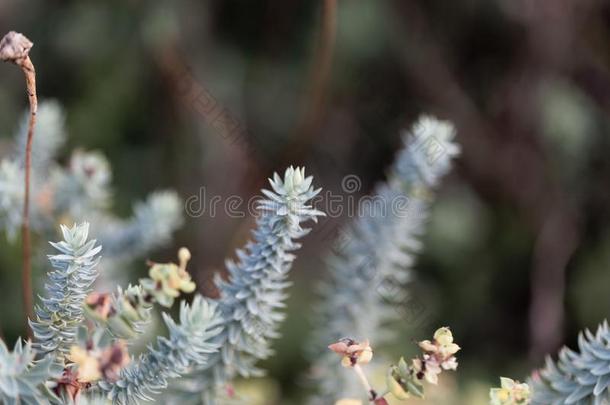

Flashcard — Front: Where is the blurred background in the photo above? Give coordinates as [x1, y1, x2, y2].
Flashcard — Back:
[1, 0, 610, 403]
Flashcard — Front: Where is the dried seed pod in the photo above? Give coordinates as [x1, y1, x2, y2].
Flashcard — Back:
[0, 31, 33, 62]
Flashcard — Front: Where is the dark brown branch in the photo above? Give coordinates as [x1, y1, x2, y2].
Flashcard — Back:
[1, 31, 37, 337]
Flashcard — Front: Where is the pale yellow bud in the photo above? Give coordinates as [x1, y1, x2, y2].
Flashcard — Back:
[433, 327, 454, 346]
[178, 247, 191, 264]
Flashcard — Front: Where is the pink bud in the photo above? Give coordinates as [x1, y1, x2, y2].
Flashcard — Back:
[328, 342, 349, 354]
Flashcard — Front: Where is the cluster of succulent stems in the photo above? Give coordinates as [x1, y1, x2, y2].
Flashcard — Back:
[48, 245, 198, 401]
[0, 28, 544, 405]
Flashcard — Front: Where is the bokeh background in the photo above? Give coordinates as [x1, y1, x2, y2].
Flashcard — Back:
[1, 0, 610, 403]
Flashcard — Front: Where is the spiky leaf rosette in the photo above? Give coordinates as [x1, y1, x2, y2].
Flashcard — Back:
[99, 295, 221, 405]
[0, 339, 61, 405]
[30, 222, 102, 361]
[531, 321, 610, 405]
[173, 167, 323, 404]
[309, 116, 460, 402]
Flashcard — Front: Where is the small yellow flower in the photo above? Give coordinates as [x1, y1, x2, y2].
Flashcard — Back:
[490, 377, 531, 405]
[68, 341, 131, 384]
[150, 264, 192, 295]
[328, 338, 373, 367]
[418, 327, 460, 372]
[148, 247, 196, 299]
[433, 327, 454, 345]
[69, 346, 101, 383]
[386, 327, 460, 401]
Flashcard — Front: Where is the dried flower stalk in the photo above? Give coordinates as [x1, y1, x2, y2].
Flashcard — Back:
[0, 31, 37, 332]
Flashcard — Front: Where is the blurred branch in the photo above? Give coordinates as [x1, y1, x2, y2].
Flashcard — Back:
[389, 1, 582, 359]
[514, 0, 584, 360]
[153, 42, 267, 292]
[287, 0, 338, 161]
[530, 206, 578, 359]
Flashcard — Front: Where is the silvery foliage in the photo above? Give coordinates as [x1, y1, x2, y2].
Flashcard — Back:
[0, 101, 65, 237]
[30, 222, 102, 361]
[99, 296, 222, 405]
[172, 167, 324, 404]
[105, 284, 155, 339]
[15, 100, 67, 176]
[0, 339, 61, 405]
[0, 100, 182, 265]
[531, 320, 610, 405]
[76, 396, 114, 405]
[309, 116, 460, 401]
[0, 158, 23, 238]
[1, 221, 223, 405]
[95, 191, 183, 263]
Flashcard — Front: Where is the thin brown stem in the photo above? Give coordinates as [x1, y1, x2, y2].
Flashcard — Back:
[22, 54, 36, 335]
[1, 31, 37, 337]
